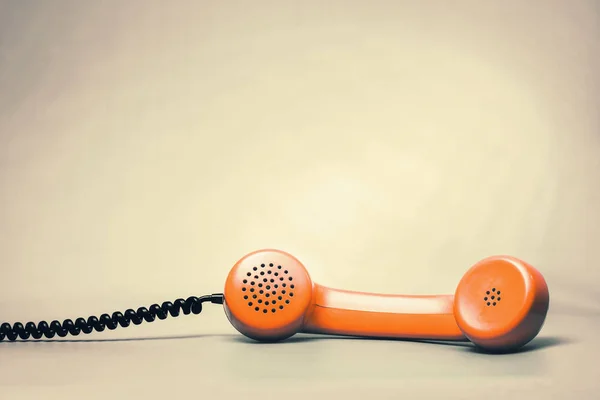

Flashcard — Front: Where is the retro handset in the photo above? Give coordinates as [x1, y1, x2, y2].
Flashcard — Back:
[0, 249, 549, 353]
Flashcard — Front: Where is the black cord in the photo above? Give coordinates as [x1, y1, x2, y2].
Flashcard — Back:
[0, 293, 224, 341]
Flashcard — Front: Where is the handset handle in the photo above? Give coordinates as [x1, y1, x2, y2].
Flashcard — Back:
[301, 284, 466, 340]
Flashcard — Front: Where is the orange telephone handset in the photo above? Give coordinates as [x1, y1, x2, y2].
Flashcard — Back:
[223, 249, 549, 353]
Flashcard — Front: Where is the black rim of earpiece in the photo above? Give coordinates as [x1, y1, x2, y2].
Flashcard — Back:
[0, 293, 224, 341]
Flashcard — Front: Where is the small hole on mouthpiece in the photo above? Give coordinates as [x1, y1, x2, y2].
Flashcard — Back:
[290, 284, 295, 289]
[250, 288, 255, 292]
[285, 300, 290, 304]
[266, 285, 271, 290]
[271, 308, 276, 313]
[265, 301, 270, 305]
[268, 270, 272, 274]
[279, 305, 284, 310]
[486, 291, 490, 295]
[498, 297, 501, 301]
[265, 293, 270, 298]
[487, 302, 491, 306]
[253, 267, 257, 271]
[258, 299, 263, 304]
[246, 272, 251, 276]
[275, 272, 279, 276]
[242, 287, 246, 292]
[491, 296, 495, 300]
[254, 275, 259, 279]
[492, 288, 496, 292]
[484, 297, 488, 301]
[290, 293, 294, 297]
[272, 291, 276, 295]
[497, 291, 501, 295]
[260, 271, 265, 276]
[253, 294, 257, 299]
[259, 290, 264, 294]
[248, 302, 253, 306]
[278, 265, 282, 269]
[278, 296, 283, 300]
[243, 279, 247, 284]
[269, 263, 273, 267]
[261, 264, 265, 268]
[282, 290, 286, 294]
[284, 270, 288, 274]
[263, 309, 267, 313]
[244, 295, 248, 300]
[289, 277, 293, 281]
[263, 278, 267, 282]
[258, 283, 263, 287]
[280, 277, 284, 281]
[255, 307, 259, 311]
[250, 282, 255, 286]
[493, 302, 496, 306]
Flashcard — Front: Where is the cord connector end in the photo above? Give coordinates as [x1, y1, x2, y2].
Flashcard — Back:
[209, 294, 224, 305]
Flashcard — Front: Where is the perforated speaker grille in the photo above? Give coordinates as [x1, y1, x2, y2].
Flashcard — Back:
[483, 287, 502, 307]
[240, 262, 296, 314]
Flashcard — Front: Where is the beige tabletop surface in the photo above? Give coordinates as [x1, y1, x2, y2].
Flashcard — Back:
[0, 310, 598, 399]
[1, 1, 599, 399]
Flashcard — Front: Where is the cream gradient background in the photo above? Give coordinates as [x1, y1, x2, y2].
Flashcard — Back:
[0, 1, 599, 399]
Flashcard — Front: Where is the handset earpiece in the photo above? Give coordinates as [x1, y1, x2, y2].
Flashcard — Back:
[223, 249, 549, 353]
[453, 255, 549, 352]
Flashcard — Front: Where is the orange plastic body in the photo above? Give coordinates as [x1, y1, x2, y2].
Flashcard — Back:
[302, 285, 466, 340]
[223, 249, 549, 353]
